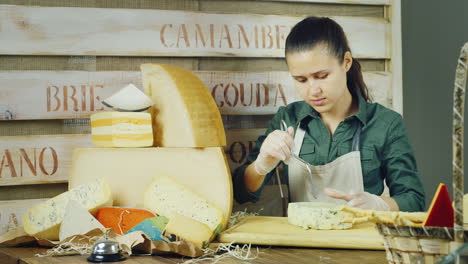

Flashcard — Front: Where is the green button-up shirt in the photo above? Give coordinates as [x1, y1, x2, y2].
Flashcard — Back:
[232, 95, 425, 212]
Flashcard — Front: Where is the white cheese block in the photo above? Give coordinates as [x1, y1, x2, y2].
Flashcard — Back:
[164, 214, 213, 249]
[144, 175, 224, 235]
[90, 111, 153, 147]
[69, 147, 232, 229]
[59, 200, 105, 241]
[141, 63, 226, 147]
[288, 202, 353, 230]
[22, 179, 112, 240]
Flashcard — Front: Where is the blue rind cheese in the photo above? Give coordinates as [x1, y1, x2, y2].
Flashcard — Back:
[126, 216, 168, 241]
[22, 179, 112, 240]
[288, 202, 353, 230]
[144, 175, 224, 237]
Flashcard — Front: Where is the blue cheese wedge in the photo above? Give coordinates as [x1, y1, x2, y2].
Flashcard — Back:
[144, 175, 224, 237]
[22, 179, 112, 240]
[288, 202, 353, 230]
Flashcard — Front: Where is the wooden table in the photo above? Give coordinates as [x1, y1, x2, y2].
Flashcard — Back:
[0, 246, 387, 264]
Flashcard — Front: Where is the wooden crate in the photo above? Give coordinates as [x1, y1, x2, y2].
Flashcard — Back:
[0, 0, 402, 228]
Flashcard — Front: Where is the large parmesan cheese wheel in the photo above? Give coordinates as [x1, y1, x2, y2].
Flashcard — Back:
[140, 63, 226, 147]
[22, 179, 112, 240]
[68, 147, 232, 229]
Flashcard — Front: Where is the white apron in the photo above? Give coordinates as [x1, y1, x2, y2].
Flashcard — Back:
[288, 124, 364, 204]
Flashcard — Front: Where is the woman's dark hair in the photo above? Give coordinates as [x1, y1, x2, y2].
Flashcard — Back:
[285, 17, 370, 102]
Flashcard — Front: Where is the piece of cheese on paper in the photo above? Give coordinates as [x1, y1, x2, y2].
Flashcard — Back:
[90, 111, 153, 147]
[95, 207, 156, 235]
[69, 147, 232, 229]
[144, 175, 224, 235]
[164, 214, 212, 249]
[141, 63, 226, 147]
[59, 200, 105, 241]
[288, 202, 353, 230]
[22, 179, 112, 240]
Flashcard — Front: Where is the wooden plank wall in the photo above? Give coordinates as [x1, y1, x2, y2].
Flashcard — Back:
[0, 0, 401, 219]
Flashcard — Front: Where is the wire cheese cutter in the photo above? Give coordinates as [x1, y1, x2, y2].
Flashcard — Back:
[280, 120, 316, 199]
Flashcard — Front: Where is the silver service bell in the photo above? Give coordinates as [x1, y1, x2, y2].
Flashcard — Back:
[87, 239, 128, 262]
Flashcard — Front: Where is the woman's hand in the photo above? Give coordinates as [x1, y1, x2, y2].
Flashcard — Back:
[324, 188, 391, 211]
[253, 127, 295, 175]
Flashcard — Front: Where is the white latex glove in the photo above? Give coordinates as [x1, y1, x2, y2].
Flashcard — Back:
[253, 127, 295, 175]
[324, 188, 390, 211]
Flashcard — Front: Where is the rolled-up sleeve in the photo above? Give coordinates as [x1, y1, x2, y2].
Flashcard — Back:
[382, 116, 426, 212]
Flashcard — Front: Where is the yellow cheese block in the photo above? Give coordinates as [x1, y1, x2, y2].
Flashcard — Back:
[22, 179, 112, 240]
[90, 111, 153, 148]
[140, 63, 226, 147]
[68, 147, 232, 229]
[164, 214, 213, 249]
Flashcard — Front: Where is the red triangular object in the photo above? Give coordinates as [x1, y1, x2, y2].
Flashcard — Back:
[423, 183, 454, 228]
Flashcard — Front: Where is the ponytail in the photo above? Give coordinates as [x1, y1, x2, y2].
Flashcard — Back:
[347, 59, 370, 101]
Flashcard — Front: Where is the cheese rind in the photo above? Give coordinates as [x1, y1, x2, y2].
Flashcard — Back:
[22, 179, 112, 240]
[140, 63, 226, 147]
[144, 175, 224, 235]
[69, 147, 232, 229]
[95, 207, 156, 235]
[90, 112, 153, 148]
[59, 200, 105, 241]
[164, 214, 213, 249]
[288, 202, 353, 230]
[126, 216, 168, 241]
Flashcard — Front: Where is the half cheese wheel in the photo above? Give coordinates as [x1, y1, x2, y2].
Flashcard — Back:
[141, 63, 226, 147]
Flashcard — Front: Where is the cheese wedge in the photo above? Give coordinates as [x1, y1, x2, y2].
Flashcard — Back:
[164, 214, 212, 249]
[140, 63, 226, 147]
[59, 200, 105, 241]
[22, 179, 112, 240]
[90, 111, 153, 148]
[102, 83, 153, 112]
[144, 175, 224, 236]
[423, 183, 454, 227]
[95, 207, 156, 235]
[69, 147, 232, 229]
[288, 202, 353, 230]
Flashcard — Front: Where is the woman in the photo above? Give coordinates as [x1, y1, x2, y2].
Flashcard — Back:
[232, 17, 425, 212]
